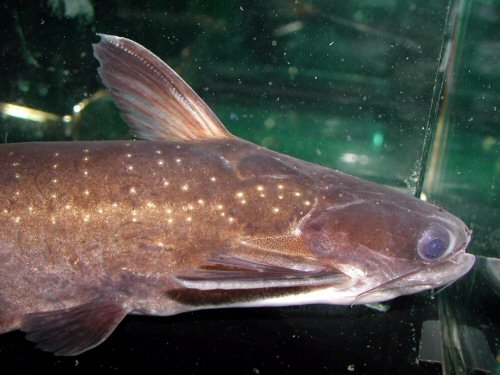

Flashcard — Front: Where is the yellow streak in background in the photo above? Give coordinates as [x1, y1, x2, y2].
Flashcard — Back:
[0, 103, 61, 123]
[0, 90, 108, 132]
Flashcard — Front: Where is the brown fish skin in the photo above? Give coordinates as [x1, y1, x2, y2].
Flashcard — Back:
[0, 34, 475, 356]
[0, 138, 318, 317]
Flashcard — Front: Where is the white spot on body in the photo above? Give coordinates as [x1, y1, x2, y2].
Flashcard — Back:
[129, 187, 137, 194]
[181, 184, 189, 191]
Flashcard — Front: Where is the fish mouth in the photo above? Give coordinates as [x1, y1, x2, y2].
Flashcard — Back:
[429, 251, 476, 286]
[351, 250, 476, 305]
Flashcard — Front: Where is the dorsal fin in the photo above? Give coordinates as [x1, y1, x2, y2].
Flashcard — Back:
[92, 34, 232, 141]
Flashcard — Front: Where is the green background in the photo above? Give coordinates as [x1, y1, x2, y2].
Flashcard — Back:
[1, 0, 498, 373]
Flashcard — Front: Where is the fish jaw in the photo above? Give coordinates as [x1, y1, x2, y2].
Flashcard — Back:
[345, 254, 475, 305]
[356, 251, 476, 302]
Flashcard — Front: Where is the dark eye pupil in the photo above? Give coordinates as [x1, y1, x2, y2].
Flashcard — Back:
[418, 223, 451, 260]
[423, 238, 446, 259]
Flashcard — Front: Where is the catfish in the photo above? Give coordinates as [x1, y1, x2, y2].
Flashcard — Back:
[0, 35, 474, 355]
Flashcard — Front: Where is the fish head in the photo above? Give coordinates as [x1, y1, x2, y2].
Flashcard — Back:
[300, 186, 475, 304]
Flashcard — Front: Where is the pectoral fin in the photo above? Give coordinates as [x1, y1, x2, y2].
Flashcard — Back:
[173, 254, 348, 290]
[21, 297, 128, 356]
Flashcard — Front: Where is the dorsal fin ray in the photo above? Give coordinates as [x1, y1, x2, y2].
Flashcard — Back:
[92, 34, 232, 141]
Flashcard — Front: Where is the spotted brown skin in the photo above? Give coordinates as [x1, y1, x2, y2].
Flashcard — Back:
[0, 138, 319, 307]
[0, 35, 474, 356]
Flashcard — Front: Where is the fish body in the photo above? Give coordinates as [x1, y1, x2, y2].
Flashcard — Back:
[0, 35, 474, 355]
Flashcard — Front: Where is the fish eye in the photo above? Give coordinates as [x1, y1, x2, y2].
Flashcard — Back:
[418, 222, 451, 260]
